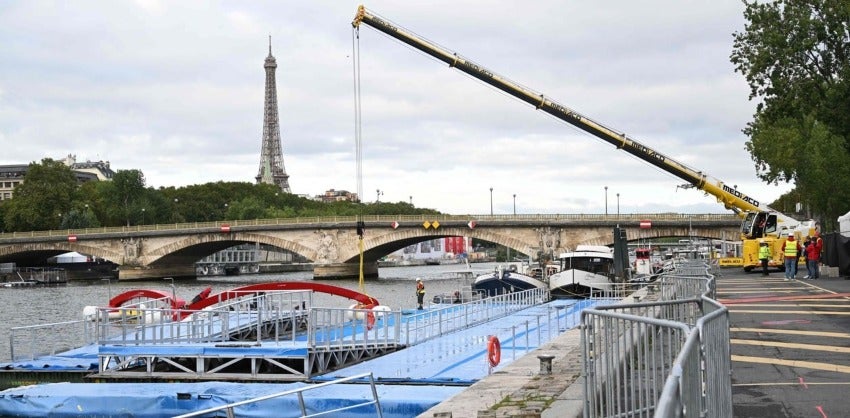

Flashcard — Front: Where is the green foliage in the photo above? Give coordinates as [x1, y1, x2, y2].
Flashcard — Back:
[3, 159, 77, 231]
[731, 0, 850, 228]
[1, 167, 441, 232]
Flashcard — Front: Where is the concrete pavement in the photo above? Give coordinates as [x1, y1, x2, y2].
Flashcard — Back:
[718, 268, 850, 418]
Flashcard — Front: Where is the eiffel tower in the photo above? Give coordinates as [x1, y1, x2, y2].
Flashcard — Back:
[255, 36, 291, 193]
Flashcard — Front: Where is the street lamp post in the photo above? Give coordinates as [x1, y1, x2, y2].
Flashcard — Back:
[604, 186, 608, 216]
[141, 208, 146, 225]
[489, 187, 493, 216]
[513, 194, 516, 215]
[163, 277, 176, 310]
[173, 198, 179, 223]
[409, 195, 412, 205]
[616, 193, 620, 217]
[101, 278, 112, 300]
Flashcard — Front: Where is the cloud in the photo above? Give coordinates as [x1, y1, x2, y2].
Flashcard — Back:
[0, 0, 790, 216]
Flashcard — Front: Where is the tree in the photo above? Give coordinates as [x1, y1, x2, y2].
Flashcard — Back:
[731, 0, 850, 229]
[111, 170, 146, 226]
[3, 159, 77, 231]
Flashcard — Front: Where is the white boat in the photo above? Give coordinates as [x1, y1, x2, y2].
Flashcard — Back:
[548, 245, 616, 298]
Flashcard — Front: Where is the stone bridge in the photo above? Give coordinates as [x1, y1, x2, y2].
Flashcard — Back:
[0, 214, 741, 280]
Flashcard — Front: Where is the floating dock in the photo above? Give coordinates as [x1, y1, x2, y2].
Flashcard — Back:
[0, 284, 603, 417]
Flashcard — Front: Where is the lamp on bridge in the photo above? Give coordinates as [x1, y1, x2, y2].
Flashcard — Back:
[172, 198, 179, 223]
[513, 194, 516, 215]
[604, 186, 608, 216]
[616, 193, 620, 217]
[489, 187, 493, 216]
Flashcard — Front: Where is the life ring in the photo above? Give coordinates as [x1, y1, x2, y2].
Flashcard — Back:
[487, 335, 501, 367]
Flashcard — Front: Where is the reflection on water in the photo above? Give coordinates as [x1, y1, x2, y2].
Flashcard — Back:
[0, 262, 513, 362]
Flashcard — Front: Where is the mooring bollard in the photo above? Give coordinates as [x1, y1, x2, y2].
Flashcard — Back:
[537, 354, 555, 375]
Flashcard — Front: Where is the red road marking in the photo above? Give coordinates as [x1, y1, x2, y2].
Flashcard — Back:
[761, 319, 811, 326]
[799, 376, 808, 389]
[817, 405, 827, 418]
[718, 292, 850, 305]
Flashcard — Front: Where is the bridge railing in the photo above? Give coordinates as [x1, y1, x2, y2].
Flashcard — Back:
[0, 213, 740, 239]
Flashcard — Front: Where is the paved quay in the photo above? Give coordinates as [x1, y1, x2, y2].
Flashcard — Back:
[719, 268, 850, 418]
[417, 322, 586, 418]
[419, 267, 850, 418]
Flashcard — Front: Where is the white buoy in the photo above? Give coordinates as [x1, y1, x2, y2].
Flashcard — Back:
[372, 305, 391, 318]
[346, 303, 367, 320]
[82, 305, 98, 320]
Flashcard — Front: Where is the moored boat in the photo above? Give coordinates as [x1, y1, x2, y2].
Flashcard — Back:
[472, 265, 547, 297]
[549, 245, 615, 298]
[632, 247, 658, 282]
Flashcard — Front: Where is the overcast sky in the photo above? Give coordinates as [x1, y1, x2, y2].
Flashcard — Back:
[0, 1, 792, 215]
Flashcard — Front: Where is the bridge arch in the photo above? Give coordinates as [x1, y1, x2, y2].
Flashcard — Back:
[143, 232, 317, 267]
[0, 242, 120, 265]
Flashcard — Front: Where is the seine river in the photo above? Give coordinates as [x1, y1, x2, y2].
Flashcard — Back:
[0, 262, 508, 362]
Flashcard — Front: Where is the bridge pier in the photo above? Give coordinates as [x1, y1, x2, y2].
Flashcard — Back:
[118, 265, 197, 281]
[313, 262, 378, 280]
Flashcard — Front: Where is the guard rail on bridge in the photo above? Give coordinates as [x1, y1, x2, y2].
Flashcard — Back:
[0, 213, 740, 239]
[581, 261, 732, 418]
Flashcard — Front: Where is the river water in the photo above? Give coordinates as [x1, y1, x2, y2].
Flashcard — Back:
[0, 262, 509, 362]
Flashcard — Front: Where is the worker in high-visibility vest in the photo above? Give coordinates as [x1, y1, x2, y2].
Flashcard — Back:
[415, 278, 425, 310]
[758, 240, 771, 277]
[781, 232, 802, 281]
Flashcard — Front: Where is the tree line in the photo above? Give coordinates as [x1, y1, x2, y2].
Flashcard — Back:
[0, 158, 439, 232]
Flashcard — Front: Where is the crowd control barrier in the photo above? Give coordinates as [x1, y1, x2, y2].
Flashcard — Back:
[581, 261, 732, 418]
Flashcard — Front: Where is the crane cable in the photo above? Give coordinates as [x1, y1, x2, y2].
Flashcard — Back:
[352, 26, 367, 294]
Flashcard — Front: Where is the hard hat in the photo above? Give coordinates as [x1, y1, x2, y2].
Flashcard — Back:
[787, 231, 794, 237]
[759, 239, 765, 244]
[416, 277, 421, 282]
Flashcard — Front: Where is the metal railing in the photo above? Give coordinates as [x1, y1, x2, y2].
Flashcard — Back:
[172, 372, 383, 418]
[0, 213, 739, 239]
[9, 319, 98, 361]
[94, 290, 313, 346]
[581, 261, 732, 418]
[308, 287, 549, 350]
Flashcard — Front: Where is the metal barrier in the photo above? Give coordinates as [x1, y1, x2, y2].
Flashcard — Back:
[581, 261, 732, 418]
[172, 372, 383, 418]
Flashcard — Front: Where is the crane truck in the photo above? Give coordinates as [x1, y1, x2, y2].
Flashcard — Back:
[351, 6, 816, 272]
